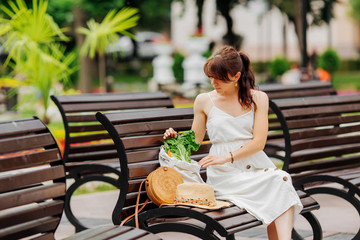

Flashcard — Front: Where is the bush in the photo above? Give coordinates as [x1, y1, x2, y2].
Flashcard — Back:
[270, 57, 291, 78]
[172, 52, 185, 84]
[338, 58, 360, 71]
[251, 61, 269, 74]
[317, 48, 340, 73]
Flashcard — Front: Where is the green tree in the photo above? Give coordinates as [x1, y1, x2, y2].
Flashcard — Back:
[349, 0, 360, 51]
[45, 0, 171, 93]
[125, 0, 172, 32]
[45, 0, 127, 93]
[0, 0, 76, 123]
[77, 7, 139, 92]
[269, 0, 338, 64]
[176, 0, 245, 48]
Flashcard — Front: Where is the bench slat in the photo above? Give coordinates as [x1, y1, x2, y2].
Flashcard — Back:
[0, 133, 55, 154]
[272, 94, 360, 109]
[64, 226, 120, 240]
[289, 124, 360, 141]
[35, 232, 54, 240]
[123, 135, 164, 150]
[69, 124, 105, 133]
[91, 226, 148, 239]
[287, 115, 360, 130]
[0, 165, 64, 193]
[283, 103, 360, 118]
[67, 114, 98, 122]
[0, 149, 61, 172]
[104, 107, 193, 124]
[0, 216, 59, 240]
[64, 225, 162, 240]
[291, 134, 360, 152]
[127, 150, 160, 165]
[0, 200, 63, 228]
[62, 99, 174, 113]
[291, 143, 360, 163]
[129, 161, 159, 179]
[259, 81, 334, 92]
[114, 119, 193, 136]
[68, 142, 114, 154]
[265, 88, 336, 99]
[0, 119, 46, 138]
[289, 154, 360, 174]
[69, 133, 109, 144]
[68, 149, 118, 162]
[217, 212, 259, 231]
[0, 183, 65, 210]
[54, 91, 170, 103]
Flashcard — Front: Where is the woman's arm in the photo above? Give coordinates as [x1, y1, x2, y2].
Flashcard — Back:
[234, 90, 269, 155]
[163, 93, 208, 143]
[191, 94, 208, 144]
[198, 91, 269, 167]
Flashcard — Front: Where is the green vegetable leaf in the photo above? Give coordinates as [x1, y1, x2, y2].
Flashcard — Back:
[163, 130, 200, 163]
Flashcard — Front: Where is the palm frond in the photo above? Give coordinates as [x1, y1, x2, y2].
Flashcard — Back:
[78, 7, 139, 58]
[0, 5, 16, 18]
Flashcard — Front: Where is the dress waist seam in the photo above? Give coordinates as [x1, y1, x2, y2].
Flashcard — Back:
[211, 138, 252, 145]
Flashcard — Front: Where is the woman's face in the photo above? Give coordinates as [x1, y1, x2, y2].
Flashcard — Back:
[210, 77, 234, 93]
[210, 72, 241, 94]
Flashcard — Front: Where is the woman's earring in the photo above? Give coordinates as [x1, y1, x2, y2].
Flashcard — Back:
[234, 82, 238, 87]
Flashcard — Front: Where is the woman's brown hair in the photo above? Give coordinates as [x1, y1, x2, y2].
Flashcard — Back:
[203, 45, 256, 109]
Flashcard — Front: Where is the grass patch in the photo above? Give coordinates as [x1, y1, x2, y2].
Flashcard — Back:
[332, 71, 360, 91]
[73, 183, 118, 196]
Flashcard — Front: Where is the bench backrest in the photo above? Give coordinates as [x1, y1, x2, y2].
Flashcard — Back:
[51, 92, 173, 165]
[96, 108, 211, 224]
[270, 94, 360, 178]
[0, 117, 65, 240]
[259, 81, 336, 100]
[263, 81, 337, 159]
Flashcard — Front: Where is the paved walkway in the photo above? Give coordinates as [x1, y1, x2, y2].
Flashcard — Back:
[55, 189, 358, 240]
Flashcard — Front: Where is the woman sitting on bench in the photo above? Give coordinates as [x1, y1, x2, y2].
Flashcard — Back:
[164, 45, 303, 240]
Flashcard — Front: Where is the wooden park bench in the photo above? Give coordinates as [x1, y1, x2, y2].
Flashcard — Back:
[96, 107, 322, 240]
[268, 94, 360, 239]
[50, 91, 174, 231]
[0, 117, 162, 240]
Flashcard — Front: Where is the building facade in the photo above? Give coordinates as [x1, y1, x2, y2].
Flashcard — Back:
[171, 0, 359, 61]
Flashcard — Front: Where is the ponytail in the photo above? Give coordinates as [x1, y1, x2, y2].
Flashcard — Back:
[238, 52, 256, 109]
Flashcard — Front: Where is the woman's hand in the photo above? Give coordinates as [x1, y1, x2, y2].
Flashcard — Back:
[198, 154, 230, 167]
[163, 128, 177, 140]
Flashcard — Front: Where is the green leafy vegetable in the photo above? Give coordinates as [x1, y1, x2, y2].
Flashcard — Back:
[163, 130, 200, 163]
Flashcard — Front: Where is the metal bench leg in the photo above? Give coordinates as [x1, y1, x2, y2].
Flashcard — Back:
[65, 165, 124, 232]
[292, 212, 323, 240]
[294, 175, 360, 240]
[126, 207, 230, 240]
[147, 222, 221, 240]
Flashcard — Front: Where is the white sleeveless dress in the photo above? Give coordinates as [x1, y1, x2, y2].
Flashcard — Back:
[205, 92, 303, 225]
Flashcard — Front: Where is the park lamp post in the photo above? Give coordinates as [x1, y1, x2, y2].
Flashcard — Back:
[301, 0, 308, 69]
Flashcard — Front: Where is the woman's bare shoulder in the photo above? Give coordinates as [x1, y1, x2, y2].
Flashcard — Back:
[253, 90, 268, 103]
[194, 92, 211, 105]
[194, 92, 213, 114]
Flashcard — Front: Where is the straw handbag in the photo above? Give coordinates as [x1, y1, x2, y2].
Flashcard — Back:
[145, 166, 184, 206]
[121, 166, 183, 227]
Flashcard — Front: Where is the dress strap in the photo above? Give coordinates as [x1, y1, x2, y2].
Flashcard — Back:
[207, 92, 215, 106]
